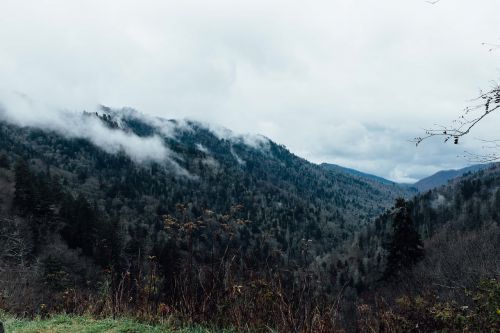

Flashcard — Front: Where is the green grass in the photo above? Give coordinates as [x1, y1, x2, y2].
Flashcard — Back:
[0, 313, 232, 333]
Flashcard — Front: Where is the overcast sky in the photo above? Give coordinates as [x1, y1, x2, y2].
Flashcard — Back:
[1, 0, 500, 182]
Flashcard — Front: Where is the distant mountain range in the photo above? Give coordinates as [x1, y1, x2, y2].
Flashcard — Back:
[321, 163, 496, 193]
[412, 163, 495, 192]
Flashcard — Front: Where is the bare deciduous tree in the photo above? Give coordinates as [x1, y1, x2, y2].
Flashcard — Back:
[414, 84, 500, 162]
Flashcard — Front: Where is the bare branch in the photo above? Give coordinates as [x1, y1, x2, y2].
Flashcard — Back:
[413, 84, 500, 155]
[482, 42, 500, 52]
[462, 151, 500, 163]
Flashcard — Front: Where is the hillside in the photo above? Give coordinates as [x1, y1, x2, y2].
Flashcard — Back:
[321, 163, 420, 194]
[0, 108, 414, 252]
[321, 163, 399, 186]
[1, 108, 498, 332]
[338, 162, 500, 292]
[0, 108, 416, 330]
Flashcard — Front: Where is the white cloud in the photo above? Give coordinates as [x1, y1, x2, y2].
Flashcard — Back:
[1, 0, 500, 181]
[0, 92, 172, 164]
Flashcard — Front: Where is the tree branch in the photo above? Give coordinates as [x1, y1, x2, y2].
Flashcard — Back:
[413, 84, 500, 156]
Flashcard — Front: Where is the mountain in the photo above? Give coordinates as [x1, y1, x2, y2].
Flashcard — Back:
[322, 163, 401, 186]
[335, 161, 500, 332]
[322, 162, 496, 194]
[413, 163, 494, 192]
[1, 108, 499, 332]
[0, 108, 416, 303]
[334, 161, 500, 294]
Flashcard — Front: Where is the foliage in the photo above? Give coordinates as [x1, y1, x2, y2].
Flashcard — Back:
[0, 313, 232, 333]
[0, 112, 412, 296]
[357, 279, 500, 332]
[0, 153, 9, 169]
[383, 198, 424, 279]
[415, 84, 500, 162]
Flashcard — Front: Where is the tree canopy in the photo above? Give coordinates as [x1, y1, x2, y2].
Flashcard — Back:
[384, 198, 424, 279]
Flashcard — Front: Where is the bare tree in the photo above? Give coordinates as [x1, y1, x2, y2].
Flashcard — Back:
[414, 84, 500, 162]
[414, 0, 500, 162]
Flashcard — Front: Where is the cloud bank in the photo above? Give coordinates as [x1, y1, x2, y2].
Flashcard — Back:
[1, 0, 500, 181]
[0, 92, 270, 178]
[0, 92, 171, 164]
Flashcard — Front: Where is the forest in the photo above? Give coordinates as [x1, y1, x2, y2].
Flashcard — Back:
[0, 111, 498, 332]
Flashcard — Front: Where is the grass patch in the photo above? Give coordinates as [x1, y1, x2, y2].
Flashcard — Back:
[0, 313, 231, 333]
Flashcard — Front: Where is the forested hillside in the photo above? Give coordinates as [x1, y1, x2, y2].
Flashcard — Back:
[0, 108, 413, 256]
[329, 163, 500, 331]
[350, 162, 500, 286]
[0, 109, 416, 331]
[321, 163, 401, 187]
[1, 108, 499, 331]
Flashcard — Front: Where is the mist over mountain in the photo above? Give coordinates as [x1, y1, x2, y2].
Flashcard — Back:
[2, 0, 500, 331]
[0, 106, 414, 220]
[0, 107, 414, 263]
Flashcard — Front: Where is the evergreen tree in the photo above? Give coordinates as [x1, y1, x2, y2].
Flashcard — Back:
[32, 173, 53, 217]
[384, 198, 424, 279]
[60, 194, 97, 256]
[13, 158, 35, 215]
[495, 189, 500, 210]
[0, 153, 10, 169]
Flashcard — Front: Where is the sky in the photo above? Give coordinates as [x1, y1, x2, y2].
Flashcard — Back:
[1, 0, 500, 182]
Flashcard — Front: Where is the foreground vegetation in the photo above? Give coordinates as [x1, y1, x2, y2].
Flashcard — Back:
[0, 314, 229, 333]
[1, 278, 499, 332]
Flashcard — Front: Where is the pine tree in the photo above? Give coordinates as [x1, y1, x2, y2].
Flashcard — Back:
[383, 198, 424, 279]
[0, 153, 10, 169]
[60, 194, 97, 257]
[13, 158, 35, 215]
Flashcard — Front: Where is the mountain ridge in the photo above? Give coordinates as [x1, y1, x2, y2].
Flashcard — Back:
[413, 163, 496, 192]
[321, 163, 401, 186]
[321, 162, 496, 193]
[0, 108, 414, 261]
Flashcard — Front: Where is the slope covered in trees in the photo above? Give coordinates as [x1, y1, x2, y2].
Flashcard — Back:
[0, 109, 498, 331]
[337, 162, 500, 293]
[354, 163, 500, 331]
[0, 109, 414, 257]
[0, 109, 415, 330]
